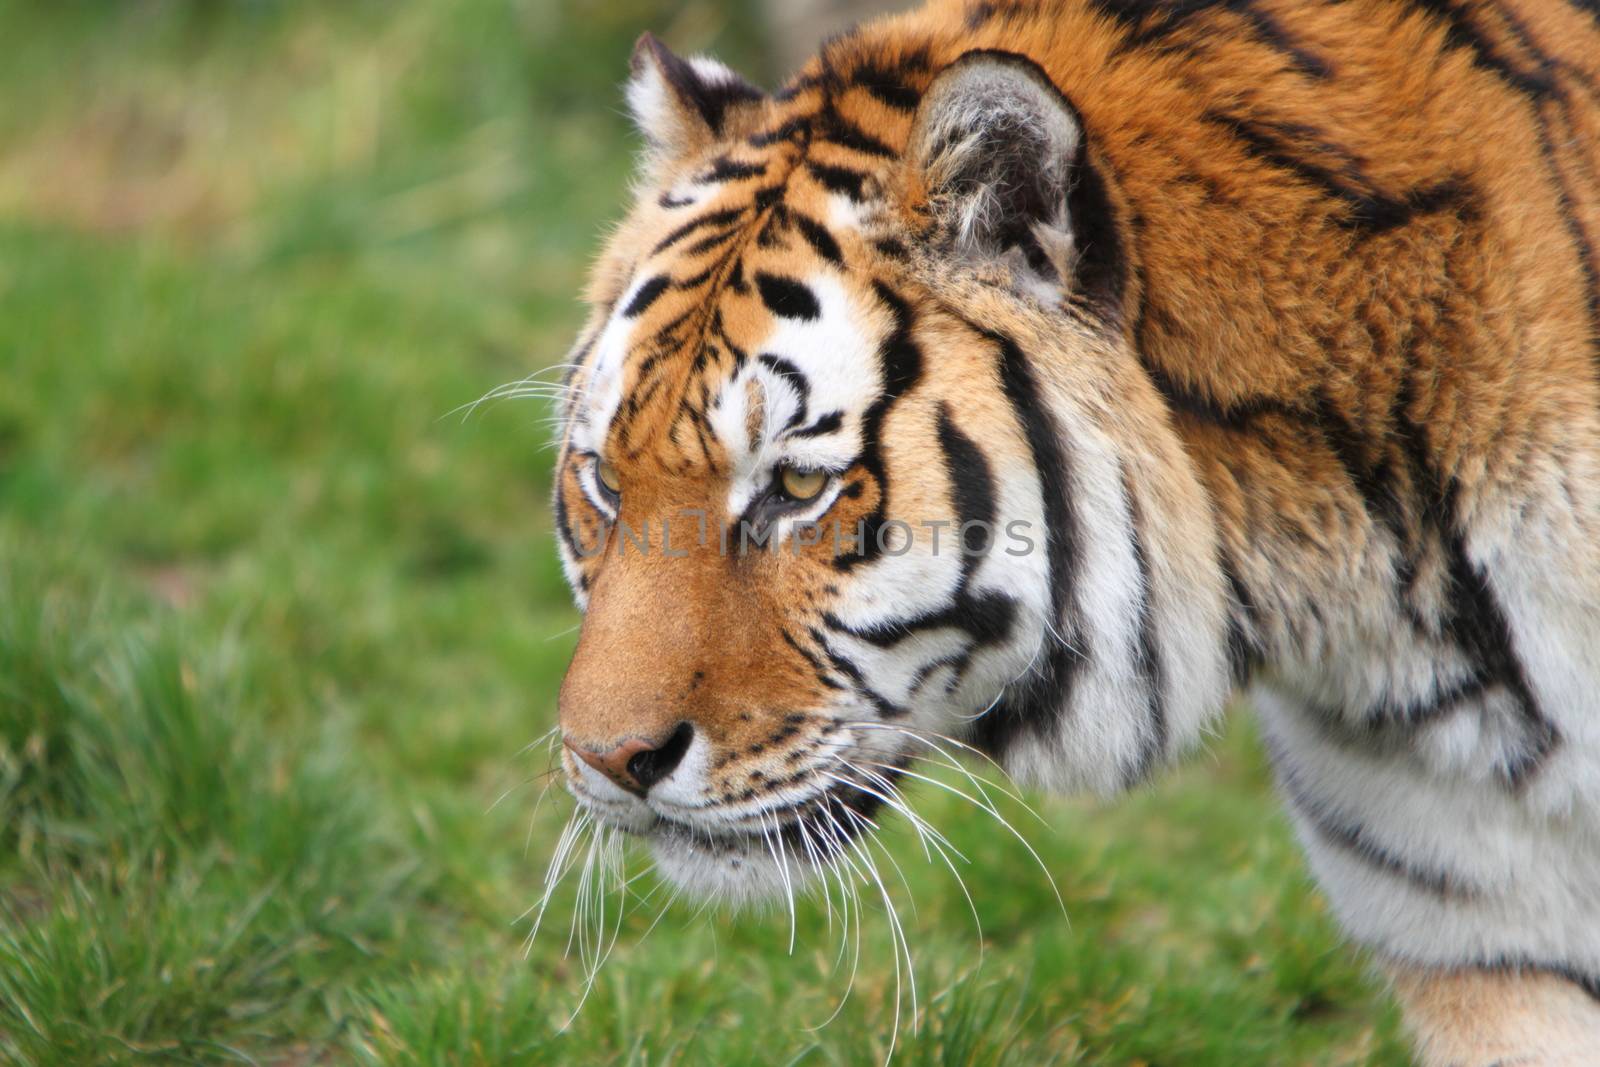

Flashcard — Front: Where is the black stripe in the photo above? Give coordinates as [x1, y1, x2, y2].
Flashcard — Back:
[757, 353, 811, 430]
[755, 207, 788, 249]
[1388, 302, 1563, 787]
[699, 157, 766, 183]
[649, 307, 697, 345]
[682, 226, 740, 256]
[710, 314, 750, 367]
[1314, 390, 1411, 551]
[1361, 668, 1489, 730]
[1477, 6, 1600, 369]
[818, 112, 897, 158]
[1090, 0, 1330, 79]
[908, 653, 971, 697]
[821, 594, 1017, 652]
[965, 1, 1035, 29]
[753, 186, 785, 212]
[672, 263, 720, 290]
[1266, 735, 1479, 901]
[1404, 0, 1558, 99]
[1536, 101, 1600, 369]
[1203, 110, 1474, 233]
[970, 328, 1087, 757]
[560, 329, 599, 393]
[938, 405, 998, 564]
[872, 236, 908, 260]
[651, 207, 744, 255]
[1230, 4, 1332, 79]
[774, 74, 822, 103]
[788, 410, 844, 439]
[1220, 552, 1262, 684]
[755, 273, 821, 321]
[835, 283, 922, 571]
[780, 628, 845, 691]
[621, 275, 671, 318]
[748, 116, 811, 147]
[1435, 484, 1561, 789]
[852, 66, 921, 111]
[553, 476, 578, 561]
[1142, 357, 1304, 429]
[806, 161, 870, 201]
[791, 212, 844, 266]
[813, 628, 906, 717]
[1124, 466, 1167, 783]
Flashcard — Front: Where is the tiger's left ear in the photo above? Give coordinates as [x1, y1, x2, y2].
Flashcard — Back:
[627, 33, 766, 180]
[908, 51, 1091, 303]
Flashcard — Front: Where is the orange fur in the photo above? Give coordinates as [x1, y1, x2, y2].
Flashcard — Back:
[550, 2, 1600, 1056]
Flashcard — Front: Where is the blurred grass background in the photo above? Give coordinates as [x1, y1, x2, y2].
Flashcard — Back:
[0, 1, 1410, 1063]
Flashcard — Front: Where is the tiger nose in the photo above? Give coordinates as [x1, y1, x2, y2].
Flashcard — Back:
[565, 721, 694, 796]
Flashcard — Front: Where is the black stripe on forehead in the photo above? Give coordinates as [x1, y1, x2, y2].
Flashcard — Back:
[699, 156, 767, 183]
[653, 207, 745, 256]
[757, 353, 812, 431]
[756, 273, 822, 320]
[622, 275, 671, 318]
[789, 410, 844, 440]
[791, 211, 844, 266]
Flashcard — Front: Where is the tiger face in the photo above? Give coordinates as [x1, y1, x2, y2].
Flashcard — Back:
[550, 30, 1230, 901]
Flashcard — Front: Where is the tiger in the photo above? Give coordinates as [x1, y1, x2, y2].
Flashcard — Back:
[545, 0, 1600, 1061]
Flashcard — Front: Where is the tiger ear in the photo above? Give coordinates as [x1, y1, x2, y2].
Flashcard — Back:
[908, 51, 1086, 300]
[627, 33, 766, 179]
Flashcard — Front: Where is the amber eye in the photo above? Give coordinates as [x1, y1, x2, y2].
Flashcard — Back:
[779, 465, 827, 502]
[595, 458, 621, 496]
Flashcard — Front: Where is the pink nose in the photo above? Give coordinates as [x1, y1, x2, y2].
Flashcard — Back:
[564, 722, 694, 796]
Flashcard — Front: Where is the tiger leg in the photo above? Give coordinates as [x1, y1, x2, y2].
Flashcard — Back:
[1385, 961, 1600, 1067]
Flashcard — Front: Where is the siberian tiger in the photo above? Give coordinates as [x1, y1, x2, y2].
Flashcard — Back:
[547, 0, 1600, 1061]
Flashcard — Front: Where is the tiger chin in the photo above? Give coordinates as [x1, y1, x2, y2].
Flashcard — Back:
[542, 1, 1600, 1063]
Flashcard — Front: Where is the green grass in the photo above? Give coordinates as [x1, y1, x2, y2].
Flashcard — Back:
[0, 2, 1409, 1063]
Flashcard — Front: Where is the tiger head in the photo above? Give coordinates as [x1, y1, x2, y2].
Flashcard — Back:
[550, 25, 1232, 902]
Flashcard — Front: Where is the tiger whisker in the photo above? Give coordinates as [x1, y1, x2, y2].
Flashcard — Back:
[855, 757, 1064, 916]
[804, 803, 871, 1030]
[837, 761, 987, 951]
[842, 720, 1051, 827]
[839, 805, 916, 1060]
[766, 811, 801, 955]
[523, 807, 590, 947]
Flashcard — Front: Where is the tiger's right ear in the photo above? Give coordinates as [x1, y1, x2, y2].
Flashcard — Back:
[627, 33, 766, 180]
[907, 50, 1088, 303]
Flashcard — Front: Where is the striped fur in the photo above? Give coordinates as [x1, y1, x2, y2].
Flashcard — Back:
[548, 2, 1600, 1059]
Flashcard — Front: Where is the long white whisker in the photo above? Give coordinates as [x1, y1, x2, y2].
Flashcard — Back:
[834, 764, 985, 955]
[767, 812, 800, 955]
[840, 807, 914, 1061]
[857, 759, 1064, 917]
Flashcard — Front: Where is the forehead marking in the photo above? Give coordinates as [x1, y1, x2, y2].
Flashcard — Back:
[622, 275, 671, 318]
[756, 273, 822, 321]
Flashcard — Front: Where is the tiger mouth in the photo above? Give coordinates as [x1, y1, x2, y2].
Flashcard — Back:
[569, 762, 904, 885]
[646, 780, 887, 860]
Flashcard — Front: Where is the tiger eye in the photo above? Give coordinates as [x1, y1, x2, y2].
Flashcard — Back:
[779, 466, 827, 501]
[596, 458, 622, 495]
